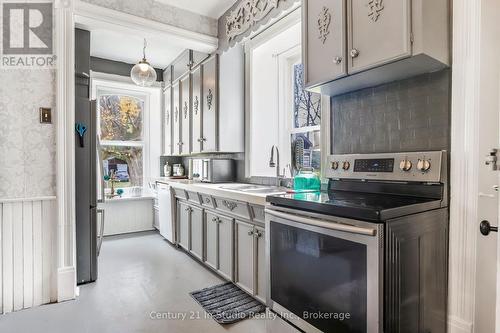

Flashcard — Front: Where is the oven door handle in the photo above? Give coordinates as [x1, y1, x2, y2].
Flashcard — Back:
[266, 209, 377, 237]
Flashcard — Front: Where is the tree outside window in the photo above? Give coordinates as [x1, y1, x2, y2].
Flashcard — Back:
[98, 94, 145, 188]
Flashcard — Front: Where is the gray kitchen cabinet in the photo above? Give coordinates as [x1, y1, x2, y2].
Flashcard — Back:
[303, 0, 347, 87]
[178, 201, 190, 251]
[254, 225, 266, 302]
[234, 221, 267, 300]
[163, 65, 172, 85]
[303, 0, 450, 96]
[201, 55, 218, 152]
[172, 50, 191, 82]
[180, 74, 191, 154]
[172, 81, 181, 155]
[163, 85, 172, 155]
[191, 66, 202, 154]
[235, 220, 254, 294]
[205, 211, 218, 270]
[190, 205, 204, 260]
[204, 211, 233, 280]
[191, 50, 210, 69]
[347, 0, 411, 73]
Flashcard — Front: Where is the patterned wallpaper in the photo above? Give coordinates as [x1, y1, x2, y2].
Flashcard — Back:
[82, 0, 218, 37]
[0, 70, 56, 199]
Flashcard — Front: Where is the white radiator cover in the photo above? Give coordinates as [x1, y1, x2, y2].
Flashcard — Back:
[0, 197, 57, 314]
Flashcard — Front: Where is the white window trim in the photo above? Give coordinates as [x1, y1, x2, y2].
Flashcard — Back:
[91, 77, 154, 191]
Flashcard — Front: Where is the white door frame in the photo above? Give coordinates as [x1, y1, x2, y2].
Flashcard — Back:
[53, 0, 218, 301]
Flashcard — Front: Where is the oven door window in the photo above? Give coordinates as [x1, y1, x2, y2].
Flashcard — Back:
[270, 221, 368, 333]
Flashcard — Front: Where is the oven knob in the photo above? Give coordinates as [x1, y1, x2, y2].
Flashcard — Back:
[399, 159, 412, 172]
[331, 161, 339, 170]
[342, 161, 350, 170]
[417, 159, 431, 172]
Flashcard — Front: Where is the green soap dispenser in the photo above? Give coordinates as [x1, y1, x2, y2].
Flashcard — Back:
[293, 167, 321, 191]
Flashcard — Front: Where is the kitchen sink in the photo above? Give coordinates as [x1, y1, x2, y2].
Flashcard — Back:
[218, 184, 286, 194]
[219, 184, 265, 190]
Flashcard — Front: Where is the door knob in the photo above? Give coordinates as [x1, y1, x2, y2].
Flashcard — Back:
[480, 220, 498, 236]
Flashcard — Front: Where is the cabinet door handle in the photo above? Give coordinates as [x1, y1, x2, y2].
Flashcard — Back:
[350, 49, 360, 58]
[334, 56, 342, 64]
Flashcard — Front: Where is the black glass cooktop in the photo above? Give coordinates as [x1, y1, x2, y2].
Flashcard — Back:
[266, 191, 442, 222]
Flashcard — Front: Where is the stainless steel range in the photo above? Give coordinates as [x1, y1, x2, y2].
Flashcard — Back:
[265, 151, 448, 333]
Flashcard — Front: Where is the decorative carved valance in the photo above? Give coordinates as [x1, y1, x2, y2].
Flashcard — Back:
[225, 0, 283, 40]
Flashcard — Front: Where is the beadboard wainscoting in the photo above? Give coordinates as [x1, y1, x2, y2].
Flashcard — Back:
[0, 197, 57, 314]
[98, 198, 154, 236]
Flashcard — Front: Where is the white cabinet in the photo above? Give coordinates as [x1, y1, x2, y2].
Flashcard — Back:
[190, 205, 204, 260]
[234, 220, 266, 301]
[348, 0, 411, 73]
[204, 211, 233, 280]
[163, 86, 172, 155]
[178, 201, 190, 250]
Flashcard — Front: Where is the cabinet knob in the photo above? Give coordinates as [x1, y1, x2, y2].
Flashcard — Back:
[334, 56, 342, 64]
[350, 49, 360, 58]
[248, 230, 254, 236]
[254, 231, 263, 238]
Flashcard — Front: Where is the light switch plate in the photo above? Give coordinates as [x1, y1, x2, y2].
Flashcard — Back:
[39, 107, 51, 124]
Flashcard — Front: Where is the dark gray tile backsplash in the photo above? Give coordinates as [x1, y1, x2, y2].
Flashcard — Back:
[331, 69, 451, 154]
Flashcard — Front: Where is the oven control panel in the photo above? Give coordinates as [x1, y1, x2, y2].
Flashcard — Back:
[326, 151, 446, 183]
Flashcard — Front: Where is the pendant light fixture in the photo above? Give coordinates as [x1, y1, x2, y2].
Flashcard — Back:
[131, 38, 157, 87]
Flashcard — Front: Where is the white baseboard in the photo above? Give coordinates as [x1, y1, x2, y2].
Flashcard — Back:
[57, 266, 76, 302]
[448, 316, 473, 333]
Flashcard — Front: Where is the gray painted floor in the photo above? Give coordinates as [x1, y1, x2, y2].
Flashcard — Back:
[0, 232, 267, 333]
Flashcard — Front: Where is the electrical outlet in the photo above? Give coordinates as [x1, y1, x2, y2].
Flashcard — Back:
[39, 107, 51, 124]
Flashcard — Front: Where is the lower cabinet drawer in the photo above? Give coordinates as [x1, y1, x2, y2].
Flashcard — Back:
[173, 187, 187, 199]
[200, 194, 215, 208]
[250, 204, 265, 224]
[214, 197, 250, 220]
[186, 191, 201, 204]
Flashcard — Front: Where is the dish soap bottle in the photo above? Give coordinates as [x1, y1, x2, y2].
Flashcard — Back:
[293, 168, 321, 191]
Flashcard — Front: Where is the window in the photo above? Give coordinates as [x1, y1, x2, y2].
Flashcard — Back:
[247, 12, 322, 178]
[97, 90, 148, 188]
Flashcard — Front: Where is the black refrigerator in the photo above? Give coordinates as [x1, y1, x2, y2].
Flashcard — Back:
[75, 28, 98, 284]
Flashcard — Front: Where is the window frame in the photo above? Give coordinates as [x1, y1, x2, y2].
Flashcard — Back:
[92, 78, 152, 190]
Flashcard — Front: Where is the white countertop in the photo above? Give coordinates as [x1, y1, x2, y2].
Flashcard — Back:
[153, 178, 287, 206]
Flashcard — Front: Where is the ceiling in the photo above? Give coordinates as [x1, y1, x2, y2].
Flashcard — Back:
[89, 28, 185, 68]
[154, 0, 236, 19]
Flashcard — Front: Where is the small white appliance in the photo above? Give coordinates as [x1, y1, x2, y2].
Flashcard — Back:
[158, 183, 175, 243]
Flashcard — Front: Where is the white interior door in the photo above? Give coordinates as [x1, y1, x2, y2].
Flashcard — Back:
[474, 2, 500, 332]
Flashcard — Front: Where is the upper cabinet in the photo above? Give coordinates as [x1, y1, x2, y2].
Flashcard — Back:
[304, 0, 450, 96]
[304, 0, 347, 87]
[163, 47, 244, 156]
[164, 85, 173, 155]
[201, 56, 218, 153]
[191, 66, 202, 154]
[172, 50, 191, 82]
[172, 81, 182, 155]
[348, 0, 411, 73]
[180, 74, 191, 154]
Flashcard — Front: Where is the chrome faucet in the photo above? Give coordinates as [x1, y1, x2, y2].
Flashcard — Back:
[269, 145, 284, 187]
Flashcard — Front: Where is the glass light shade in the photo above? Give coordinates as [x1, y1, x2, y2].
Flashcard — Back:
[130, 59, 157, 87]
